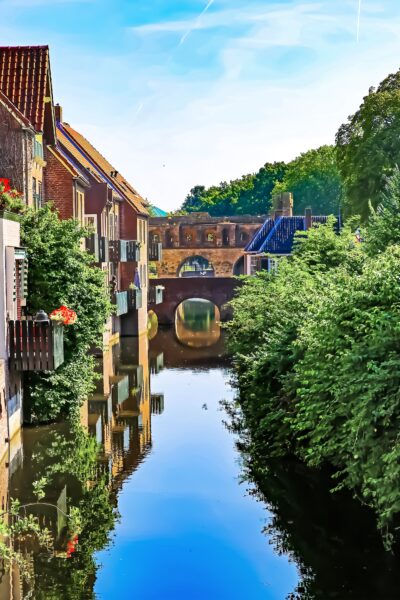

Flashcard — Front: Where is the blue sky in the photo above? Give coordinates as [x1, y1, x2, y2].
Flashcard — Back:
[1, 0, 400, 210]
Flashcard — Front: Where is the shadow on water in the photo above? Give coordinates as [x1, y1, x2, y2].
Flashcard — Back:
[1, 296, 400, 599]
[240, 455, 400, 599]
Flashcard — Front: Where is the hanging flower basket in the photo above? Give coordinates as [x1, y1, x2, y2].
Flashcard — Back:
[50, 306, 78, 325]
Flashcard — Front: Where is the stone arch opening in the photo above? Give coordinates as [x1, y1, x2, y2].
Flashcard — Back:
[175, 298, 221, 348]
[233, 256, 245, 275]
[177, 255, 215, 278]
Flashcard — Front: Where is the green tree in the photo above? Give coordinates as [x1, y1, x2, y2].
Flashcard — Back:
[180, 163, 286, 216]
[336, 69, 400, 219]
[21, 204, 112, 421]
[272, 145, 343, 215]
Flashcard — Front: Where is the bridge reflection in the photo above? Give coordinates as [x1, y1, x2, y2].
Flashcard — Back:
[175, 299, 221, 348]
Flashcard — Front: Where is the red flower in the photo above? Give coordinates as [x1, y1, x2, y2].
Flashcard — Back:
[0, 178, 11, 193]
[50, 306, 77, 325]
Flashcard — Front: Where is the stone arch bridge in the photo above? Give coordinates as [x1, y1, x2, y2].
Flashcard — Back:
[150, 277, 240, 325]
[148, 213, 265, 323]
[149, 213, 265, 278]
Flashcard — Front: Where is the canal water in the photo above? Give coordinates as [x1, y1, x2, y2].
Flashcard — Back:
[1, 299, 400, 599]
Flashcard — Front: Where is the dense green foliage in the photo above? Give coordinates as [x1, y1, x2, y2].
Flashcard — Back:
[180, 162, 286, 216]
[21, 205, 112, 422]
[272, 145, 343, 215]
[336, 68, 400, 219]
[227, 172, 400, 539]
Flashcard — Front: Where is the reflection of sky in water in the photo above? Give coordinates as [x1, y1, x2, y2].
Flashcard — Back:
[95, 368, 298, 599]
[175, 298, 221, 348]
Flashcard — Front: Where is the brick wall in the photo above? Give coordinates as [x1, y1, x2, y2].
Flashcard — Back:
[44, 150, 74, 219]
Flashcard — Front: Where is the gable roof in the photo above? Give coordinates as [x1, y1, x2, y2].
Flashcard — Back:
[47, 145, 90, 185]
[0, 45, 56, 143]
[56, 124, 104, 184]
[0, 89, 34, 130]
[60, 122, 149, 215]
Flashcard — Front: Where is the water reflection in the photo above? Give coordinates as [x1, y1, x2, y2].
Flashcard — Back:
[1, 325, 399, 599]
[175, 298, 221, 348]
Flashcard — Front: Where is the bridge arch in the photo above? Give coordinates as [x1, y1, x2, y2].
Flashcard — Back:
[175, 298, 221, 348]
[177, 254, 215, 278]
[151, 277, 239, 325]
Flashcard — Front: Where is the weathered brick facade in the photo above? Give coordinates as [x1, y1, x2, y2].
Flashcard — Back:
[149, 213, 265, 277]
[44, 148, 75, 219]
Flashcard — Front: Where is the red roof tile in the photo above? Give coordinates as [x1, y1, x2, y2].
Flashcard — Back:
[0, 46, 56, 142]
[0, 89, 34, 129]
[61, 122, 149, 215]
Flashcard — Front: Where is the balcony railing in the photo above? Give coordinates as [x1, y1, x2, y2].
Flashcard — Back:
[85, 233, 99, 261]
[109, 240, 140, 262]
[117, 364, 143, 393]
[99, 236, 109, 262]
[150, 352, 164, 374]
[110, 375, 130, 404]
[148, 285, 164, 305]
[8, 320, 64, 371]
[127, 288, 142, 310]
[113, 291, 128, 316]
[151, 393, 165, 415]
[149, 242, 162, 262]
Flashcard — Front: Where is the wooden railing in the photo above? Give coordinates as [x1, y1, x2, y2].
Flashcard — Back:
[109, 240, 140, 262]
[151, 393, 165, 415]
[127, 288, 142, 310]
[8, 320, 64, 371]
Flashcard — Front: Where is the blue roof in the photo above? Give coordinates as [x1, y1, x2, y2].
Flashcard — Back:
[151, 206, 168, 217]
[245, 215, 329, 255]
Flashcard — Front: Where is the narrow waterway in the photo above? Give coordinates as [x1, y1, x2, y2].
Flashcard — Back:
[2, 299, 400, 599]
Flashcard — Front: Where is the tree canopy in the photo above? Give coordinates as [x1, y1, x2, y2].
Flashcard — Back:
[272, 145, 343, 215]
[180, 162, 286, 216]
[336, 68, 400, 219]
[179, 147, 343, 217]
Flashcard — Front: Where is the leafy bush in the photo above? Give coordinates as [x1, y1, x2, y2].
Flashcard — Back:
[227, 186, 400, 539]
[21, 204, 112, 421]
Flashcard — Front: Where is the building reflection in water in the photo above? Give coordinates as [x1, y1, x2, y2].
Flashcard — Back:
[0, 332, 165, 598]
[175, 298, 221, 348]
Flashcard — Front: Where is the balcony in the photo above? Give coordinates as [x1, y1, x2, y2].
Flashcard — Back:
[110, 375, 130, 404]
[109, 240, 140, 262]
[150, 352, 164, 374]
[8, 319, 64, 371]
[85, 233, 99, 261]
[99, 236, 109, 262]
[117, 364, 143, 394]
[113, 291, 128, 316]
[149, 242, 162, 262]
[151, 393, 165, 415]
[148, 285, 164, 305]
[127, 288, 142, 310]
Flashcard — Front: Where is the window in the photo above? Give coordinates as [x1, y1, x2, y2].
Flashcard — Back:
[76, 190, 85, 226]
[207, 232, 215, 242]
[268, 257, 280, 273]
[85, 214, 98, 235]
[38, 181, 42, 205]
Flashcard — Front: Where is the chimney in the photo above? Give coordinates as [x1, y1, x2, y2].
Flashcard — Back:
[55, 103, 63, 123]
[305, 207, 312, 231]
[271, 192, 293, 218]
